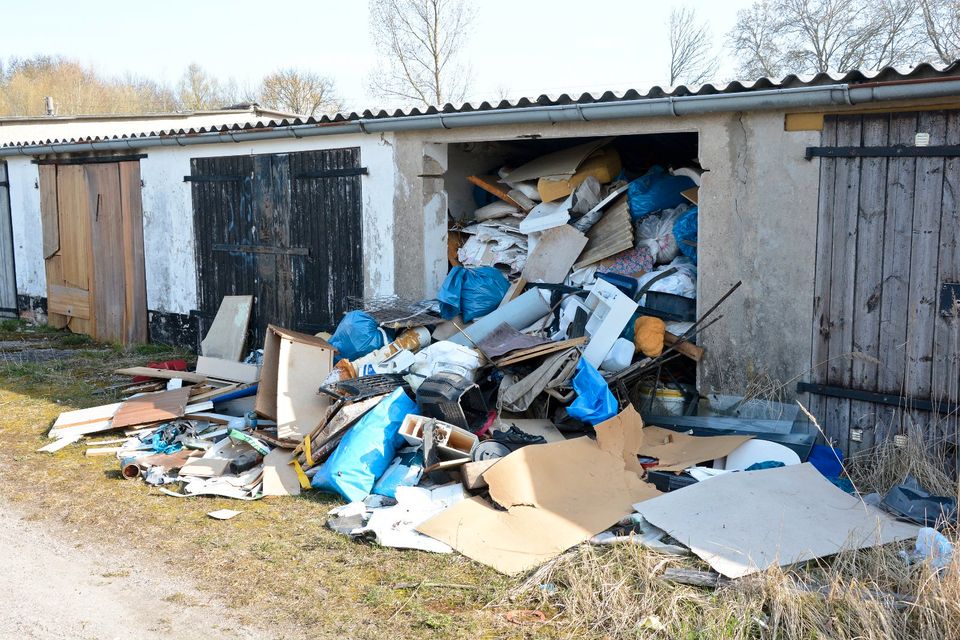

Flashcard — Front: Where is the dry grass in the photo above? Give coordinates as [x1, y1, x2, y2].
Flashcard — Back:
[2, 321, 960, 639]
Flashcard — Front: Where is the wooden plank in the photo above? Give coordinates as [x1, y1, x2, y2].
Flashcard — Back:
[47, 284, 90, 319]
[905, 111, 947, 441]
[52, 402, 122, 430]
[824, 115, 863, 451]
[118, 161, 147, 344]
[37, 434, 82, 453]
[114, 367, 207, 383]
[110, 387, 191, 429]
[55, 165, 94, 337]
[200, 295, 253, 361]
[664, 331, 704, 362]
[848, 114, 889, 454]
[466, 175, 530, 212]
[933, 111, 960, 447]
[38, 164, 60, 259]
[876, 112, 919, 441]
[809, 116, 838, 438]
[86, 163, 126, 344]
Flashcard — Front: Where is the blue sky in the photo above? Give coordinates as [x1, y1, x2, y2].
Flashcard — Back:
[2, 0, 753, 111]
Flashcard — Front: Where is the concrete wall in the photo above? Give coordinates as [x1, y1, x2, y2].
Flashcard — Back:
[6, 131, 397, 316]
[393, 112, 822, 396]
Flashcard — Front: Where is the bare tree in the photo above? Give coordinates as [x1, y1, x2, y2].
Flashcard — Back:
[178, 63, 232, 110]
[919, 0, 960, 64]
[368, 0, 476, 108]
[259, 69, 343, 116]
[728, 0, 928, 77]
[668, 6, 719, 85]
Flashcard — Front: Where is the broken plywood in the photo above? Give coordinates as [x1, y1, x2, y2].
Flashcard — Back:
[196, 356, 260, 383]
[200, 295, 253, 362]
[635, 463, 920, 578]
[110, 387, 191, 430]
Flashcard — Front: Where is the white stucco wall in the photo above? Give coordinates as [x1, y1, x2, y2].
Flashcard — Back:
[4, 132, 396, 316]
[6, 157, 44, 297]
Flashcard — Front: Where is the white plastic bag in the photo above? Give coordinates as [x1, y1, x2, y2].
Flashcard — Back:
[635, 204, 688, 264]
[636, 256, 697, 302]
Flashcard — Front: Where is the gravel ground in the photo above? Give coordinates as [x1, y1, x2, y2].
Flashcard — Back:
[0, 506, 270, 640]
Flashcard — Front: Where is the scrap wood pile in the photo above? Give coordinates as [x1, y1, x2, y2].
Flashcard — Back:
[39, 139, 956, 581]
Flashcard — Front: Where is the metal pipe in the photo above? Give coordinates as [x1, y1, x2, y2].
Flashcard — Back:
[3, 78, 960, 157]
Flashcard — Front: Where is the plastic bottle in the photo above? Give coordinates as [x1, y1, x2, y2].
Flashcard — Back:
[323, 326, 432, 384]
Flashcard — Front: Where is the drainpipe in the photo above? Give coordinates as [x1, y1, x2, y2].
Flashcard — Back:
[2, 78, 960, 157]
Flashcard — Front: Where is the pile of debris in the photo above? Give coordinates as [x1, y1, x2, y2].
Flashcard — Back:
[39, 139, 951, 578]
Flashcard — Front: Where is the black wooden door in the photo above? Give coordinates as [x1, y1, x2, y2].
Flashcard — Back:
[809, 111, 960, 454]
[190, 148, 363, 347]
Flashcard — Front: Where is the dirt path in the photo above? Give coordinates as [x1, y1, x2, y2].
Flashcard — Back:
[0, 507, 269, 640]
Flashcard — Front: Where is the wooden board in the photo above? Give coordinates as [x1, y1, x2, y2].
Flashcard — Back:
[466, 175, 531, 212]
[37, 434, 82, 453]
[200, 295, 254, 361]
[87, 163, 126, 344]
[110, 387, 191, 430]
[114, 367, 207, 383]
[196, 355, 260, 383]
[276, 337, 332, 440]
[118, 161, 148, 345]
[47, 284, 90, 319]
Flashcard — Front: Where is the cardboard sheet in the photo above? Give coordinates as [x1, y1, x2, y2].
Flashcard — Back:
[196, 356, 261, 383]
[594, 405, 646, 474]
[418, 435, 660, 575]
[639, 426, 752, 472]
[522, 224, 589, 284]
[635, 463, 920, 578]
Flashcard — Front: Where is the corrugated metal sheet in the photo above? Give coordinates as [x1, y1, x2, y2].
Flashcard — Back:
[2, 62, 959, 149]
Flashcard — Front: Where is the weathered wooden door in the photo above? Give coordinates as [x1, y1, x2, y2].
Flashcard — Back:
[38, 161, 147, 344]
[808, 111, 960, 453]
[0, 162, 16, 318]
[189, 148, 363, 347]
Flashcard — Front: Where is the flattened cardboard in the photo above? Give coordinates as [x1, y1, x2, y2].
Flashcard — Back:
[639, 426, 751, 471]
[594, 405, 646, 474]
[521, 224, 589, 284]
[261, 447, 301, 497]
[200, 295, 253, 361]
[635, 463, 920, 578]
[418, 435, 659, 575]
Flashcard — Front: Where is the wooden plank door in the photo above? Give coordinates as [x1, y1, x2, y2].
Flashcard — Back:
[190, 148, 363, 347]
[810, 110, 960, 453]
[38, 161, 147, 344]
[0, 162, 16, 317]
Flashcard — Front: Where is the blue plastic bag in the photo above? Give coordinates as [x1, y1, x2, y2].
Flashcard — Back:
[673, 206, 698, 263]
[567, 359, 618, 425]
[312, 387, 417, 502]
[626, 166, 695, 220]
[436, 266, 510, 322]
[328, 311, 385, 362]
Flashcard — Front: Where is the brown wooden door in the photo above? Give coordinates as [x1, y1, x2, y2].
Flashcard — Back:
[38, 160, 147, 344]
[810, 111, 960, 454]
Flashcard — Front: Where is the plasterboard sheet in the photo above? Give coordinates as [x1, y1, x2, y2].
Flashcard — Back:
[201, 295, 253, 361]
[262, 447, 300, 497]
[522, 224, 588, 284]
[635, 463, 920, 578]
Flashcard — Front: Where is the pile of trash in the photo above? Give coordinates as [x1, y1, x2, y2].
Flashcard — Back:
[38, 139, 953, 577]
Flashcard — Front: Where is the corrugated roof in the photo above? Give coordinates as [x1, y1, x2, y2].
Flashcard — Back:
[2, 62, 958, 149]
